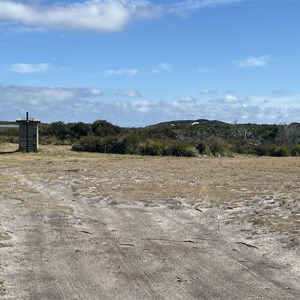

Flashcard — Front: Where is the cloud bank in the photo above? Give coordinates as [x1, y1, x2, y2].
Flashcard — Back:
[1, 85, 299, 127]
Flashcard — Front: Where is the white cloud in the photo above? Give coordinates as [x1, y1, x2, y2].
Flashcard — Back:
[131, 100, 153, 113]
[117, 89, 141, 97]
[120, 0, 163, 19]
[89, 88, 103, 96]
[0, 85, 103, 107]
[210, 94, 247, 106]
[0, 0, 245, 32]
[105, 68, 138, 76]
[237, 55, 271, 68]
[0, 0, 130, 32]
[151, 63, 171, 73]
[223, 94, 240, 103]
[10, 63, 51, 74]
[177, 96, 197, 105]
[200, 89, 216, 95]
[168, 0, 242, 14]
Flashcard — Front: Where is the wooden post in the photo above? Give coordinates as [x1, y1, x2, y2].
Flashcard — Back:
[26, 112, 29, 153]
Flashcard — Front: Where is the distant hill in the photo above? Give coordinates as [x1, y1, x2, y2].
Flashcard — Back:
[151, 119, 299, 127]
[148, 119, 229, 127]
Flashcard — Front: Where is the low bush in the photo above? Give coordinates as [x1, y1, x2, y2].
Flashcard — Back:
[123, 134, 142, 154]
[209, 142, 233, 157]
[72, 136, 102, 152]
[40, 136, 69, 145]
[271, 145, 290, 157]
[291, 144, 300, 156]
[140, 139, 167, 156]
[0, 136, 18, 144]
[72, 136, 125, 154]
[1, 127, 19, 137]
[233, 140, 255, 155]
[170, 142, 198, 157]
[196, 142, 211, 155]
[102, 137, 125, 154]
[254, 144, 275, 156]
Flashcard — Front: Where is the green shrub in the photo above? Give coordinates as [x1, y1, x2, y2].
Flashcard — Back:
[91, 120, 122, 137]
[102, 136, 125, 154]
[254, 144, 275, 156]
[196, 142, 211, 155]
[144, 126, 176, 139]
[170, 142, 198, 157]
[271, 145, 290, 157]
[140, 139, 166, 156]
[234, 140, 255, 155]
[72, 136, 102, 152]
[1, 127, 19, 137]
[69, 122, 91, 139]
[124, 134, 142, 154]
[72, 136, 125, 154]
[209, 142, 233, 157]
[48, 121, 70, 141]
[291, 144, 300, 156]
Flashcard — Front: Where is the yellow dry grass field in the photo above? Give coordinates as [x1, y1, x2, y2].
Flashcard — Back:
[0, 144, 299, 248]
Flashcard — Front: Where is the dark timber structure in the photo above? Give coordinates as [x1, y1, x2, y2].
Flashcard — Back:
[16, 113, 41, 152]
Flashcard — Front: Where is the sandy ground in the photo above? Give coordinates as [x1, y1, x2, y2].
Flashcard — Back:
[0, 144, 299, 299]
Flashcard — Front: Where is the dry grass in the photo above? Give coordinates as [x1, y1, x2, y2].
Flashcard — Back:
[0, 144, 299, 247]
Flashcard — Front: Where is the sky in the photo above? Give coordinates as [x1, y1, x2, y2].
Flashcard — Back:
[0, 0, 299, 127]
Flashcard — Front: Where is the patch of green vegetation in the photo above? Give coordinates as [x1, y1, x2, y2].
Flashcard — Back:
[2, 118, 299, 157]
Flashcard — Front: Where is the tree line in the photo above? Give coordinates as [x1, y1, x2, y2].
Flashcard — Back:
[1, 119, 299, 157]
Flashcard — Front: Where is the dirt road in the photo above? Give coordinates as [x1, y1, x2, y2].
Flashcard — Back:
[0, 146, 299, 299]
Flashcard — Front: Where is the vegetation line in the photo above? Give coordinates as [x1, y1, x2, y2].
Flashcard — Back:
[1, 119, 299, 157]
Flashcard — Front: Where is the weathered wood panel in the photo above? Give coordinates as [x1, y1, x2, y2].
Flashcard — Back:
[16, 120, 40, 152]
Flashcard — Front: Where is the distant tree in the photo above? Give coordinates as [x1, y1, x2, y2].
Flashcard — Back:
[48, 121, 70, 140]
[91, 120, 122, 137]
[70, 122, 91, 139]
[275, 123, 300, 146]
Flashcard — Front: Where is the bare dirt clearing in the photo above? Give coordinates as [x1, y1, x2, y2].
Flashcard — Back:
[0, 144, 299, 299]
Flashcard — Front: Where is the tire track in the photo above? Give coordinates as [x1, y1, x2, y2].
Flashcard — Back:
[1, 174, 300, 299]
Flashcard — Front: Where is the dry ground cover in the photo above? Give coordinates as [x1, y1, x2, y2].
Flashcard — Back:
[0, 144, 299, 299]
[1, 144, 298, 246]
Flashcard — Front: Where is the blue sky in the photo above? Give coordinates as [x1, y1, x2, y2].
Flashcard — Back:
[0, 0, 299, 126]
